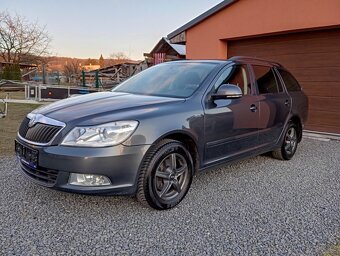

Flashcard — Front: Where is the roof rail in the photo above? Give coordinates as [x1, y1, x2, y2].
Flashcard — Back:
[229, 56, 282, 67]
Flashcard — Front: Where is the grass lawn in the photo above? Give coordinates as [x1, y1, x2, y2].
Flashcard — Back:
[324, 243, 340, 256]
[0, 90, 25, 99]
[0, 103, 40, 156]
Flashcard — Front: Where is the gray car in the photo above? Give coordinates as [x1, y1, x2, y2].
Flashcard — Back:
[15, 56, 308, 210]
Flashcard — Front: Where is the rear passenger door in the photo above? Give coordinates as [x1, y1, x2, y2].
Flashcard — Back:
[251, 65, 291, 146]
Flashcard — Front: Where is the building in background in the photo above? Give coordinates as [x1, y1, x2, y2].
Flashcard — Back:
[83, 60, 147, 88]
[80, 64, 101, 71]
[144, 37, 186, 66]
[168, 0, 340, 135]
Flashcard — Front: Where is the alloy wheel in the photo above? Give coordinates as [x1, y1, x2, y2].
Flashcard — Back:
[154, 153, 189, 201]
[284, 127, 297, 155]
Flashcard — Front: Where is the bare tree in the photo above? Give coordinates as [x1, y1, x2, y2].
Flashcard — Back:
[0, 11, 51, 64]
[109, 52, 129, 60]
[63, 59, 81, 83]
[108, 52, 130, 65]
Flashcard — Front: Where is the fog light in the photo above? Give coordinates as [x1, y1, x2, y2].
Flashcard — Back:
[69, 173, 111, 186]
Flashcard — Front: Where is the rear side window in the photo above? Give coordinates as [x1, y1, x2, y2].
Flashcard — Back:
[278, 69, 301, 91]
[252, 65, 278, 94]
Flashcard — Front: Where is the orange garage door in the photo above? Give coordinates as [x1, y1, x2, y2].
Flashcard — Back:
[228, 29, 340, 134]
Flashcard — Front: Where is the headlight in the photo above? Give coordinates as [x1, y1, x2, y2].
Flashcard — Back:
[61, 120, 138, 147]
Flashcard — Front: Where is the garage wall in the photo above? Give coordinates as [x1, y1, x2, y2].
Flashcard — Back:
[228, 29, 340, 134]
[185, 0, 340, 59]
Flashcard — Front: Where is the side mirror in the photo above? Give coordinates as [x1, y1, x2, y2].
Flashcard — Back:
[211, 84, 242, 100]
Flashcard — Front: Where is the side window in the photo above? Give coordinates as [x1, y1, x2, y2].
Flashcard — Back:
[213, 65, 251, 95]
[272, 68, 284, 92]
[278, 69, 301, 91]
[253, 65, 279, 94]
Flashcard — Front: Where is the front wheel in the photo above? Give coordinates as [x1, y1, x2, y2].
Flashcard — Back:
[272, 122, 298, 160]
[136, 139, 193, 210]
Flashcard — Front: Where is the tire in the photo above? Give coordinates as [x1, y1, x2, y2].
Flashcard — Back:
[272, 122, 298, 160]
[136, 139, 194, 210]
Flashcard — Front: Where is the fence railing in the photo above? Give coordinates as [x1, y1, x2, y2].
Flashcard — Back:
[25, 84, 102, 101]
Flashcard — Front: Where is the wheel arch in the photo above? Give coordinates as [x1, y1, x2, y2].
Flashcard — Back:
[153, 131, 200, 174]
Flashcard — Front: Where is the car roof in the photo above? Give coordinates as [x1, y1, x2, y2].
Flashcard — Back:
[164, 57, 283, 67]
[165, 59, 230, 65]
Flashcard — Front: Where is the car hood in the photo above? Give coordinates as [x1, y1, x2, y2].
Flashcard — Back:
[32, 91, 185, 124]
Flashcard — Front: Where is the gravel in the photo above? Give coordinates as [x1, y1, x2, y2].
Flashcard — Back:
[0, 138, 339, 255]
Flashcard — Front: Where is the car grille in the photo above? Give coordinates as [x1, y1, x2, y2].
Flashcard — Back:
[19, 117, 63, 144]
[20, 162, 59, 186]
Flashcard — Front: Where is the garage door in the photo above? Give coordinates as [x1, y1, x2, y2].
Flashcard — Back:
[228, 29, 340, 134]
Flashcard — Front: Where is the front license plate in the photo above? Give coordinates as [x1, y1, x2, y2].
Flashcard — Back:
[15, 140, 38, 169]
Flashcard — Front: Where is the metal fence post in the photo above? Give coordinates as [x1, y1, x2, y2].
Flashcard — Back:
[95, 70, 99, 88]
[82, 70, 86, 87]
[35, 86, 38, 101]
[25, 84, 28, 99]
[38, 84, 41, 101]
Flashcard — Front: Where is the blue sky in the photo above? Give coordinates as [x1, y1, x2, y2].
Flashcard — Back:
[2, 0, 222, 60]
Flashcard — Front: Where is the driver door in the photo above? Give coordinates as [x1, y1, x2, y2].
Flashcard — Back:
[203, 64, 260, 164]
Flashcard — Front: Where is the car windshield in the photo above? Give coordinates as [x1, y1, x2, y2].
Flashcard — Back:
[113, 62, 217, 98]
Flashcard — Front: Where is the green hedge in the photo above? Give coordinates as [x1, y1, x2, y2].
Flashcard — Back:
[0, 64, 21, 81]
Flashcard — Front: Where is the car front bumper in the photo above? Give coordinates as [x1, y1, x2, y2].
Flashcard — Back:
[15, 137, 150, 195]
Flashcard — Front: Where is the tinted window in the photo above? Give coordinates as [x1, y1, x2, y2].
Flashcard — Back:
[253, 65, 278, 94]
[114, 62, 217, 98]
[273, 69, 284, 92]
[213, 65, 251, 95]
[278, 69, 301, 91]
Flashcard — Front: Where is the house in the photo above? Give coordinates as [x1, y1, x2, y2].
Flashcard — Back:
[144, 37, 186, 66]
[0, 62, 37, 70]
[167, 0, 340, 135]
[80, 64, 101, 71]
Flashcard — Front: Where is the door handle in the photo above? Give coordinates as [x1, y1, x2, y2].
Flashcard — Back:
[250, 104, 257, 112]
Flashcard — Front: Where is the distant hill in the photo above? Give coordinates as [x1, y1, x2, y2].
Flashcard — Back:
[0, 55, 142, 74]
[43, 56, 140, 72]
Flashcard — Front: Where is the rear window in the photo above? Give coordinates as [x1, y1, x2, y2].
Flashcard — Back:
[278, 69, 301, 92]
[253, 65, 278, 94]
